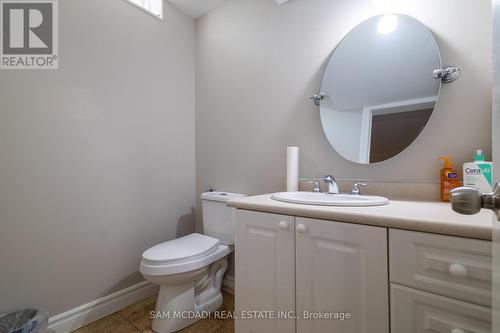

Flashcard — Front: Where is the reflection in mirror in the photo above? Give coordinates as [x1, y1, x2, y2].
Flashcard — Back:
[320, 14, 441, 164]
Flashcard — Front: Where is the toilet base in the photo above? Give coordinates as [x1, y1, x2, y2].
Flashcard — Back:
[152, 282, 200, 333]
[149, 257, 228, 333]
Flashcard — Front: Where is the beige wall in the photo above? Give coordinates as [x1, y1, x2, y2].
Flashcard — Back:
[0, 0, 195, 316]
[196, 0, 491, 197]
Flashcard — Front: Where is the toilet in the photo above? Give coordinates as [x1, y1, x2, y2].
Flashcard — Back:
[140, 191, 246, 333]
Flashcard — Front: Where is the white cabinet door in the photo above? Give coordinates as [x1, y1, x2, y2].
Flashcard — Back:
[235, 210, 295, 333]
[295, 217, 389, 333]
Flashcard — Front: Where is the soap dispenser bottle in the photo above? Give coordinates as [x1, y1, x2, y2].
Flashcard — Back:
[463, 149, 494, 193]
[439, 157, 460, 202]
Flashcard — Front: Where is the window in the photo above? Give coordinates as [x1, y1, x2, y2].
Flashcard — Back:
[125, 0, 163, 19]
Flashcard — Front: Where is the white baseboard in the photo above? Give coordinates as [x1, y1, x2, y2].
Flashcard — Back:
[48, 281, 158, 333]
[222, 275, 235, 295]
[49, 277, 233, 333]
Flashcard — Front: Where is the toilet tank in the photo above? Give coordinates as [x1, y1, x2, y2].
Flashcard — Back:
[201, 192, 247, 245]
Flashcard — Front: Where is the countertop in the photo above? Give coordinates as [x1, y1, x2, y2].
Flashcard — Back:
[226, 194, 494, 240]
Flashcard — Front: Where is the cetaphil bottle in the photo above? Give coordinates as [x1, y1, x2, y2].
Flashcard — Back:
[463, 150, 494, 193]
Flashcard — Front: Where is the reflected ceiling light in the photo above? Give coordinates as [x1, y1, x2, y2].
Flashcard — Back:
[377, 14, 398, 34]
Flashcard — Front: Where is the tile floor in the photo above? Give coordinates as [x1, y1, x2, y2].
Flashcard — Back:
[72, 291, 234, 333]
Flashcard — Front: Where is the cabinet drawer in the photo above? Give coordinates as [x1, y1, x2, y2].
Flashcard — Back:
[391, 284, 491, 333]
[389, 229, 492, 307]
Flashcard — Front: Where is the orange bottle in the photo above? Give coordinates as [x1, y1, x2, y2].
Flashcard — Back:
[439, 157, 460, 202]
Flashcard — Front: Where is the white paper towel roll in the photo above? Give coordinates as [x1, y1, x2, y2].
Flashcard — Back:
[287, 147, 299, 192]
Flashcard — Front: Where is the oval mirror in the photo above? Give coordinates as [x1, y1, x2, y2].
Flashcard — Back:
[320, 14, 441, 164]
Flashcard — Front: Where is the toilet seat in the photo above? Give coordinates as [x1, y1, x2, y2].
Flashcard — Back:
[140, 233, 231, 276]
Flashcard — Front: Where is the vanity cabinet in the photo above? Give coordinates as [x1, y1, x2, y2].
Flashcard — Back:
[235, 210, 389, 333]
[234, 209, 493, 333]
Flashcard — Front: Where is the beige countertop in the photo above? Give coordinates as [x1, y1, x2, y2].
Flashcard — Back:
[227, 194, 495, 240]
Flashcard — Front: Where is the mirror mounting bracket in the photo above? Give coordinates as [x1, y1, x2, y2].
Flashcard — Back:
[433, 66, 460, 83]
[310, 93, 326, 106]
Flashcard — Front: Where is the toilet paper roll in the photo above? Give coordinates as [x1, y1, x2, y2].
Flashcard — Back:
[287, 147, 299, 192]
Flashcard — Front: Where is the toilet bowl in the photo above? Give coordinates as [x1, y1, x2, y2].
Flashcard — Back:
[140, 192, 246, 333]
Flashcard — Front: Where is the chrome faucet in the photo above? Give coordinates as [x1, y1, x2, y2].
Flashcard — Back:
[324, 175, 340, 194]
[351, 181, 368, 195]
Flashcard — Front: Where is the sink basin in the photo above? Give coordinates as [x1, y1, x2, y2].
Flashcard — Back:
[271, 192, 389, 207]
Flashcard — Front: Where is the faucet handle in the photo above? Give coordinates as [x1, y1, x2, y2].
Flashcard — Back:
[308, 180, 321, 193]
[352, 181, 368, 195]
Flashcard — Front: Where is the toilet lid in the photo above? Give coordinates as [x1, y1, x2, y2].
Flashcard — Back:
[142, 233, 220, 266]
